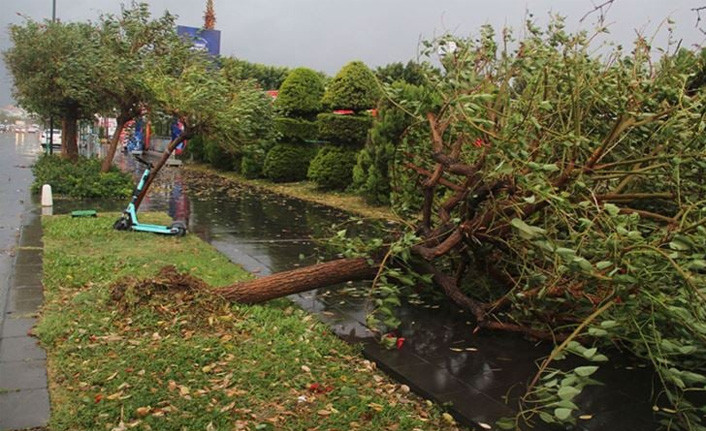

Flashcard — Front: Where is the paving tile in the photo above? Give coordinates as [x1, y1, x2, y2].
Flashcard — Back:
[8, 286, 43, 304]
[14, 251, 42, 267]
[390, 361, 469, 396]
[0, 388, 50, 430]
[0, 336, 46, 362]
[11, 270, 43, 290]
[436, 388, 516, 428]
[362, 340, 429, 369]
[0, 360, 47, 390]
[6, 297, 43, 314]
[0, 318, 36, 338]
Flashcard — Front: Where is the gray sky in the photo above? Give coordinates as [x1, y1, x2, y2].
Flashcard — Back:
[1, 0, 705, 107]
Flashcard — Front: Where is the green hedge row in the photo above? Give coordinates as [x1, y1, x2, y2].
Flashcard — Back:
[31, 155, 133, 198]
[274, 117, 319, 142]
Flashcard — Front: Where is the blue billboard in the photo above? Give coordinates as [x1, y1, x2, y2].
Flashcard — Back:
[177, 26, 221, 56]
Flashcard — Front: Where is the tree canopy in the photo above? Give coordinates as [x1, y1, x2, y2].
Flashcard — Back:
[4, 19, 106, 160]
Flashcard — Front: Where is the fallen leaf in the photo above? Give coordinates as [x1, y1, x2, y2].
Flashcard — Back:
[301, 365, 311, 373]
[442, 413, 455, 424]
[136, 406, 151, 417]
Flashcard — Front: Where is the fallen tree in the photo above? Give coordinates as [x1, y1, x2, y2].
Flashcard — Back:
[205, 20, 706, 430]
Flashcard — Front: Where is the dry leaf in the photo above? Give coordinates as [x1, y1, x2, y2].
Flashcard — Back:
[301, 365, 311, 373]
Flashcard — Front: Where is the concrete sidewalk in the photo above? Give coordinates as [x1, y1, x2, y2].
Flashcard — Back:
[0, 209, 49, 430]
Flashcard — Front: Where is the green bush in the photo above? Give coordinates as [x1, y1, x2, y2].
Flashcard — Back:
[263, 143, 317, 182]
[307, 146, 358, 190]
[31, 155, 133, 198]
[274, 67, 325, 117]
[317, 113, 372, 146]
[274, 117, 319, 142]
[183, 134, 206, 162]
[322, 61, 381, 111]
[204, 138, 239, 171]
[240, 141, 275, 179]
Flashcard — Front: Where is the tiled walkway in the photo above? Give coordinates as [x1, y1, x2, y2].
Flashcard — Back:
[0, 209, 49, 430]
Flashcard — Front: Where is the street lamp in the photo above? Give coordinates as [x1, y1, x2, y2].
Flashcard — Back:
[48, 0, 56, 155]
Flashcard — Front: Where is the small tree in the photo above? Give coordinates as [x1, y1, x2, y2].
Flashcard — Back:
[96, 2, 184, 173]
[136, 57, 274, 207]
[4, 20, 105, 161]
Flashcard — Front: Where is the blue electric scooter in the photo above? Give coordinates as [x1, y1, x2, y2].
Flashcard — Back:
[113, 155, 187, 236]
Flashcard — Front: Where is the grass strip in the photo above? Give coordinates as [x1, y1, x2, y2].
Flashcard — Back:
[37, 213, 460, 431]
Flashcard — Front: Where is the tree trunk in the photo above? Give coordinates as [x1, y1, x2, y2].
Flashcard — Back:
[215, 258, 378, 303]
[61, 109, 79, 162]
[134, 133, 188, 209]
[101, 117, 128, 173]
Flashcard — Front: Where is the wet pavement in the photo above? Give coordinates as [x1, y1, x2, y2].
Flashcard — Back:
[0, 132, 49, 430]
[55, 152, 661, 431]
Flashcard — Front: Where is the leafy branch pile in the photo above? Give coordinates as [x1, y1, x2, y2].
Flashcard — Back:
[363, 18, 706, 429]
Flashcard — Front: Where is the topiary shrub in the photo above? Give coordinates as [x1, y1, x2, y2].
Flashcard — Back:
[319, 113, 373, 145]
[274, 67, 325, 117]
[307, 146, 358, 190]
[263, 143, 317, 182]
[322, 61, 381, 111]
[317, 113, 372, 146]
[274, 117, 319, 142]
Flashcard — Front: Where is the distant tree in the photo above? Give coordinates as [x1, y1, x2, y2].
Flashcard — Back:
[375, 60, 428, 86]
[220, 57, 290, 90]
[4, 20, 105, 161]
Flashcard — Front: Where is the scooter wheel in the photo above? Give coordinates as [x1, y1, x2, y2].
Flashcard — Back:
[113, 218, 130, 231]
[170, 221, 187, 237]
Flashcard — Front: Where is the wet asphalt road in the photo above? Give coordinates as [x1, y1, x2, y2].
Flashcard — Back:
[0, 132, 40, 329]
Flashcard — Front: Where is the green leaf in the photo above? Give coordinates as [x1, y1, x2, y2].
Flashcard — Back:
[554, 407, 573, 421]
[603, 203, 620, 217]
[574, 366, 599, 377]
[510, 218, 546, 239]
[582, 347, 598, 359]
[557, 386, 581, 400]
[596, 261, 613, 270]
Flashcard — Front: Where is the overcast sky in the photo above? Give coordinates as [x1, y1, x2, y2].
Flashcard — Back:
[1, 0, 705, 107]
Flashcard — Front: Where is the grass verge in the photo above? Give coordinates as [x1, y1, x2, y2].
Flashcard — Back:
[38, 213, 460, 431]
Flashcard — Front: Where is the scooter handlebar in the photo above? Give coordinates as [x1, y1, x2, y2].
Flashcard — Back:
[133, 155, 154, 168]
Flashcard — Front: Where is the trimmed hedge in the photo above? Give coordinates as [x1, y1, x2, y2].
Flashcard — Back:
[322, 61, 381, 111]
[274, 117, 319, 142]
[307, 146, 358, 190]
[274, 67, 325, 117]
[317, 113, 372, 146]
[263, 143, 317, 182]
[31, 155, 132, 198]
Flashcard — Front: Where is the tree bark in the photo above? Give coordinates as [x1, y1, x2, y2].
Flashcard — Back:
[101, 116, 128, 173]
[134, 132, 188, 209]
[215, 258, 378, 303]
[61, 108, 79, 162]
